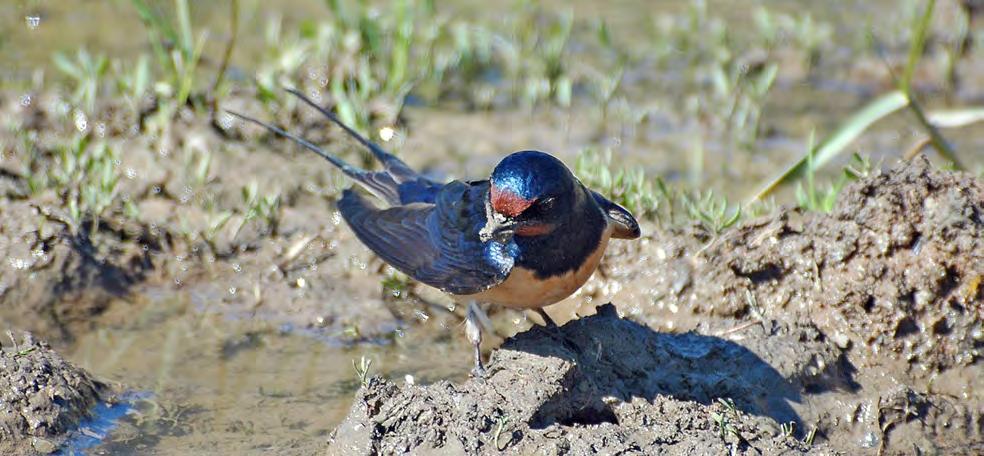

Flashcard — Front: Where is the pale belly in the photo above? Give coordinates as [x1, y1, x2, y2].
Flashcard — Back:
[462, 227, 612, 309]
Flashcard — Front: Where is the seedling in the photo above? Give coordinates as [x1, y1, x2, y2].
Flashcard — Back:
[353, 355, 373, 387]
[684, 190, 742, 235]
[780, 421, 795, 439]
[493, 415, 511, 450]
[237, 181, 281, 237]
[52, 49, 109, 113]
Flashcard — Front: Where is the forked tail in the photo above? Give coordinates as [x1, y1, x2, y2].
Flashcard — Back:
[226, 88, 424, 205]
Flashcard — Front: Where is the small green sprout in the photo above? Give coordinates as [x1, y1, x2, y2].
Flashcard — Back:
[52, 49, 109, 113]
[804, 424, 818, 446]
[353, 356, 373, 387]
[238, 181, 281, 237]
[493, 415, 511, 450]
[780, 421, 795, 439]
[684, 190, 742, 235]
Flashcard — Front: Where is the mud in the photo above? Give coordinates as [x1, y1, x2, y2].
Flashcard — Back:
[0, 92, 421, 342]
[576, 155, 984, 453]
[2, 82, 983, 455]
[595, 155, 983, 374]
[329, 304, 839, 455]
[2, 96, 982, 454]
[0, 332, 112, 455]
[0, 200, 151, 339]
[0, 0, 981, 453]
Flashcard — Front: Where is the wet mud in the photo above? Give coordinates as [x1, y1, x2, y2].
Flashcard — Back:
[635, 155, 983, 374]
[0, 0, 982, 453]
[0, 200, 152, 340]
[329, 304, 841, 455]
[0, 332, 112, 455]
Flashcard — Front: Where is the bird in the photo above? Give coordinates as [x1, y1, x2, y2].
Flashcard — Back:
[228, 89, 640, 377]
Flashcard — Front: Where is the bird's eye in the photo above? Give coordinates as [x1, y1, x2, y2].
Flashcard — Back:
[518, 196, 556, 219]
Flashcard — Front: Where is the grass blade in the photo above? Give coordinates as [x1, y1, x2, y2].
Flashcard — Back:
[926, 108, 984, 128]
[813, 91, 909, 166]
[129, 0, 176, 71]
[749, 90, 909, 203]
[175, 0, 194, 59]
[52, 52, 80, 77]
[896, 0, 962, 168]
[901, 0, 934, 94]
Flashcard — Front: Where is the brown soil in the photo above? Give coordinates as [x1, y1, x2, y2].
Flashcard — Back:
[0, 332, 112, 455]
[593, 155, 983, 381]
[329, 304, 840, 455]
[0, 200, 151, 340]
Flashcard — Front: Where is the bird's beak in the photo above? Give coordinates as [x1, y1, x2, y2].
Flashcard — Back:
[479, 210, 516, 244]
[490, 222, 516, 244]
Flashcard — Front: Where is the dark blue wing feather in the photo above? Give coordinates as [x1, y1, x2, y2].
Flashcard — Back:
[397, 179, 444, 204]
[338, 180, 515, 295]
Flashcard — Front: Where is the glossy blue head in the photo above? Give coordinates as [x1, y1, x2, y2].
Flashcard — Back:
[488, 151, 578, 236]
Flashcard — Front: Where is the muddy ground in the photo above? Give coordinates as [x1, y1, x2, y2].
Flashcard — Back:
[329, 304, 841, 455]
[1, 95, 982, 453]
[1, 0, 983, 453]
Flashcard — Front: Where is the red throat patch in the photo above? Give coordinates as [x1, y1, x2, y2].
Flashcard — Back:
[490, 186, 533, 217]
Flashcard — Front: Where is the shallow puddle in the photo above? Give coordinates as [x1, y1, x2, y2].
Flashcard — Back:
[58, 288, 472, 454]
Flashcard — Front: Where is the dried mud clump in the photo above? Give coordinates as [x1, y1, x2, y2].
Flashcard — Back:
[610, 155, 982, 374]
[328, 304, 840, 455]
[730, 155, 983, 372]
[0, 332, 111, 455]
[818, 155, 983, 369]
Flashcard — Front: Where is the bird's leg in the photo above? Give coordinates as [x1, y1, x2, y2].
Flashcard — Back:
[465, 301, 487, 378]
[535, 308, 557, 328]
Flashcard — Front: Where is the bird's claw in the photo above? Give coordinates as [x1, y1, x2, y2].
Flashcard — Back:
[535, 308, 558, 328]
[470, 363, 487, 379]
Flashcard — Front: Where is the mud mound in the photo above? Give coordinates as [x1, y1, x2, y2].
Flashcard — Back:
[604, 155, 982, 374]
[577, 156, 983, 453]
[717, 155, 982, 372]
[0, 332, 111, 455]
[820, 155, 983, 367]
[328, 304, 840, 455]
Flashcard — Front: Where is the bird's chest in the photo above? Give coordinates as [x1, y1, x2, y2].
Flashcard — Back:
[465, 227, 611, 309]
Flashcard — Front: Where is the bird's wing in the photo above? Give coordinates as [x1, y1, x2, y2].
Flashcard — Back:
[339, 180, 515, 295]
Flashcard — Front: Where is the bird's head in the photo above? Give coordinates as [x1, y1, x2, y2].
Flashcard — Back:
[482, 151, 578, 241]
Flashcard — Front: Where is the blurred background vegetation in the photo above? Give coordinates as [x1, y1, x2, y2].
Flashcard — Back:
[0, 0, 982, 239]
[1, 3, 982, 451]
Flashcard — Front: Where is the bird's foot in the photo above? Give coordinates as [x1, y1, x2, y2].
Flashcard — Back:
[535, 308, 558, 328]
[469, 339, 488, 379]
[470, 362, 487, 379]
[466, 301, 487, 379]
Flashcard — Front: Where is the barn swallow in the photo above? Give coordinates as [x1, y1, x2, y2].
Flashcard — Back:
[229, 89, 640, 376]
